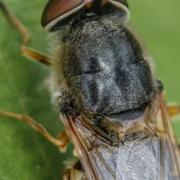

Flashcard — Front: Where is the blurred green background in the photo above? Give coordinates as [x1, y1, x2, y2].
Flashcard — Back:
[0, 0, 179, 179]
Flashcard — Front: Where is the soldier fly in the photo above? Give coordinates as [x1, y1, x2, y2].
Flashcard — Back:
[0, 0, 180, 179]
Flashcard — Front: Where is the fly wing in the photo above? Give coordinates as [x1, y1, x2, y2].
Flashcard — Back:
[116, 135, 180, 180]
[116, 94, 180, 180]
[158, 94, 180, 178]
[60, 114, 119, 180]
[60, 94, 180, 180]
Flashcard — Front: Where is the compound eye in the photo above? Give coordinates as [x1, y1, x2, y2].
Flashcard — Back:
[107, 0, 129, 21]
[108, 0, 128, 8]
[41, 0, 84, 31]
[114, 0, 128, 7]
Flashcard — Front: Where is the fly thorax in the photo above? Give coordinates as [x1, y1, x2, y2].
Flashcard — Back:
[62, 17, 155, 120]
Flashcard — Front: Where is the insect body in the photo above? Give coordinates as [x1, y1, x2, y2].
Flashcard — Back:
[43, 0, 154, 131]
[1, 0, 180, 179]
[41, 0, 180, 179]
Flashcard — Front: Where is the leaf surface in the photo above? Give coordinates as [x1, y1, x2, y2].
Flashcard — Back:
[0, 1, 71, 179]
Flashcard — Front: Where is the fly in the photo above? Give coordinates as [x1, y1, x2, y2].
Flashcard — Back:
[0, 0, 180, 180]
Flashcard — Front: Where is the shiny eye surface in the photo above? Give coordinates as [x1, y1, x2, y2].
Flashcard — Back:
[108, 0, 128, 10]
[41, 0, 129, 31]
[112, 0, 128, 8]
[41, 0, 85, 31]
[107, 0, 129, 20]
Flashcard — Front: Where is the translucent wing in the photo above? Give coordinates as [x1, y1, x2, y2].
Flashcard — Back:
[60, 93, 180, 180]
[61, 114, 118, 180]
[116, 94, 180, 180]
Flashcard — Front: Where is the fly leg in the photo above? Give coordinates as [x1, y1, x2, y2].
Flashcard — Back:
[0, 1, 51, 66]
[0, 110, 69, 152]
[63, 160, 87, 180]
[167, 104, 180, 117]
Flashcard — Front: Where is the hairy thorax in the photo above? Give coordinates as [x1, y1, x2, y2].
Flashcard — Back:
[51, 15, 156, 123]
[63, 16, 154, 115]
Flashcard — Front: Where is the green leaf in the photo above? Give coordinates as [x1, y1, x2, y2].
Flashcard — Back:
[0, 0, 71, 179]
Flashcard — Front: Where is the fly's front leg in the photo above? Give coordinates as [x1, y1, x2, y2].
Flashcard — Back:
[0, 1, 51, 66]
[0, 1, 30, 46]
[0, 110, 69, 152]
